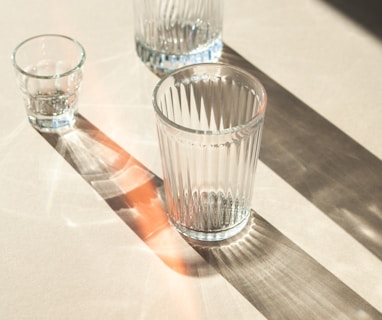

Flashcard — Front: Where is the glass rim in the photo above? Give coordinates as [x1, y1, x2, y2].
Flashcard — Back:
[11, 34, 86, 80]
[152, 63, 267, 136]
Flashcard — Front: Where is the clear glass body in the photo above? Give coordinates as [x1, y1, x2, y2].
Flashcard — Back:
[153, 63, 267, 241]
[133, 0, 223, 74]
[12, 34, 86, 132]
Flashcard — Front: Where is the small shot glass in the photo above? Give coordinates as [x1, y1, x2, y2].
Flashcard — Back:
[12, 34, 86, 132]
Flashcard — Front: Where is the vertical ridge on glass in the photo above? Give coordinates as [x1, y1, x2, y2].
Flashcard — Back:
[134, 0, 223, 74]
[153, 63, 267, 241]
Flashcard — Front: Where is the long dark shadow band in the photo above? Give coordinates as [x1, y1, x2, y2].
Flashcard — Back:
[320, 0, 382, 40]
[37, 43, 382, 319]
[39, 118, 381, 319]
[220, 45, 382, 261]
[193, 213, 381, 320]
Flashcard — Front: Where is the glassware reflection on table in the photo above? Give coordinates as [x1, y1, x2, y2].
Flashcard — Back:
[153, 63, 267, 241]
[133, 0, 223, 75]
[12, 34, 86, 133]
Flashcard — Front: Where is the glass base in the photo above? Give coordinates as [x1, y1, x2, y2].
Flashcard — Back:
[28, 113, 76, 133]
[170, 213, 250, 242]
[135, 39, 223, 75]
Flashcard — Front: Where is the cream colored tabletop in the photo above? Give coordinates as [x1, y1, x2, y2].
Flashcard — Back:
[1, 0, 381, 319]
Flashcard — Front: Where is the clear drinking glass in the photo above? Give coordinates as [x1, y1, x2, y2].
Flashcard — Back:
[153, 63, 267, 241]
[12, 34, 86, 132]
[133, 0, 223, 75]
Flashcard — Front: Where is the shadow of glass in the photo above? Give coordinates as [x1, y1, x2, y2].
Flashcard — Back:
[220, 44, 382, 262]
[40, 114, 381, 319]
[190, 212, 381, 320]
[41, 115, 216, 277]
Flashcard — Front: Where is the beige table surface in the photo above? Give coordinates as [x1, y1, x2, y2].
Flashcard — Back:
[1, 0, 381, 319]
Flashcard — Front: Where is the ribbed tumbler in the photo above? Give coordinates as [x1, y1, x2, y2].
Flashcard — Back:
[153, 63, 267, 241]
[133, 0, 223, 74]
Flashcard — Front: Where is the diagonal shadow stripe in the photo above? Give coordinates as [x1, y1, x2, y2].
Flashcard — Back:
[192, 213, 382, 320]
[40, 115, 381, 319]
[219, 44, 382, 261]
[321, 0, 382, 40]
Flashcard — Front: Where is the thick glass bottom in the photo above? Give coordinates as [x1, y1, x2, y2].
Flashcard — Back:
[28, 112, 76, 133]
[170, 213, 250, 242]
[135, 39, 223, 74]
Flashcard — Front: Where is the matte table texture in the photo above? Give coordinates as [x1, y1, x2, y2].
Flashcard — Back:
[0, 0, 381, 319]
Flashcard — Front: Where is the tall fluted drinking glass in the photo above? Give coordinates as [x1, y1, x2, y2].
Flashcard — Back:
[153, 63, 267, 241]
[133, 0, 223, 75]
